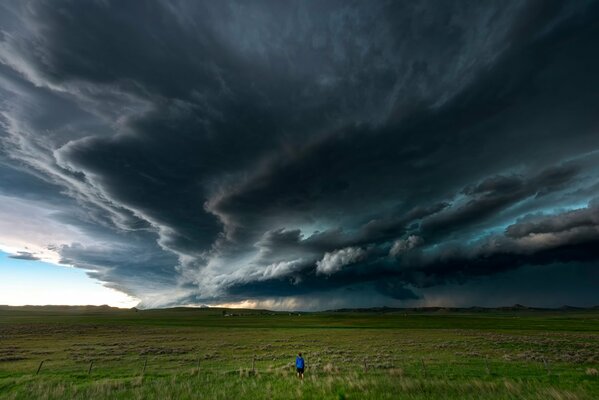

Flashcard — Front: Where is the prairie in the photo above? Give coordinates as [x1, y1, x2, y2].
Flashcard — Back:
[0, 306, 598, 399]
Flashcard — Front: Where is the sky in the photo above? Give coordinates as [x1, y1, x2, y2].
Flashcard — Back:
[0, 0, 598, 310]
[0, 251, 137, 307]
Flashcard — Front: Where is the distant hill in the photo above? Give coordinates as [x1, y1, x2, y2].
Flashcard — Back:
[323, 304, 599, 313]
[0, 304, 125, 312]
[1, 304, 598, 314]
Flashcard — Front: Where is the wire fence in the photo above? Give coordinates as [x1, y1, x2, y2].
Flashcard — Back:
[24, 354, 570, 380]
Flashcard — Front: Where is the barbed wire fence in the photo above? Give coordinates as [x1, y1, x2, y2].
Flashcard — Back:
[26, 353, 577, 380]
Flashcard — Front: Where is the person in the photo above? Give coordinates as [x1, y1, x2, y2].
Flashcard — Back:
[295, 352, 305, 380]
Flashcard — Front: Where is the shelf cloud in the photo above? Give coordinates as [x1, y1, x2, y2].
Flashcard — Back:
[1, 1, 598, 309]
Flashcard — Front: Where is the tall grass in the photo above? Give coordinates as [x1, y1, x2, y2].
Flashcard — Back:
[1, 308, 598, 398]
[2, 369, 597, 400]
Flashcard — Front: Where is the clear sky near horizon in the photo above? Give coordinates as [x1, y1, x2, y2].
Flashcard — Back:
[0, 251, 137, 307]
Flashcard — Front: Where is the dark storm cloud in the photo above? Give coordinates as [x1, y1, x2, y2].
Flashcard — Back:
[420, 164, 581, 239]
[57, 237, 183, 307]
[0, 161, 67, 205]
[0, 0, 598, 308]
[505, 201, 599, 238]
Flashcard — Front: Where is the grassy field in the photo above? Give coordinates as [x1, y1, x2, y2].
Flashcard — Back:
[1, 306, 598, 399]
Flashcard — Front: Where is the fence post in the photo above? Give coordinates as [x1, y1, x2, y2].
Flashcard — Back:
[252, 355, 256, 374]
[542, 358, 551, 375]
[421, 359, 427, 378]
[484, 357, 490, 375]
[196, 356, 201, 374]
[363, 358, 368, 372]
[88, 360, 94, 375]
[142, 357, 148, 375]
[36, 360, 44, 375]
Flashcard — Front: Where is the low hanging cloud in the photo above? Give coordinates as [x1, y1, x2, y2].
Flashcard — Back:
[0, 1, 598, 309]
[316, 247, 367, 275]
[8, 251, 40, 261]
[390, 235, 424, 257]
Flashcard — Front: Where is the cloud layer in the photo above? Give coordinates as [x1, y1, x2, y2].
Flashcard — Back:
[1, 0, 598, 309]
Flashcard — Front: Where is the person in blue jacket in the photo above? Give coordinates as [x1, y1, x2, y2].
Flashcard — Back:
[295, 352, 305, 380]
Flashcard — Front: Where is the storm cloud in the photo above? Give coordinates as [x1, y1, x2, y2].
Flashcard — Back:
[1, 0, 598, 309]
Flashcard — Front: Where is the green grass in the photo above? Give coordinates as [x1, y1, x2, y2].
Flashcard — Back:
[1, 307, 598, 399]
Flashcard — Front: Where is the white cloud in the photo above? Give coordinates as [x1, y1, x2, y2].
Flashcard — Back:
[390, 235, 423, 257]
[316, 247, 366, 275]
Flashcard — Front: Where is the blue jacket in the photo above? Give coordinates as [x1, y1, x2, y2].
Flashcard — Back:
[296, 356, 304, 369]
